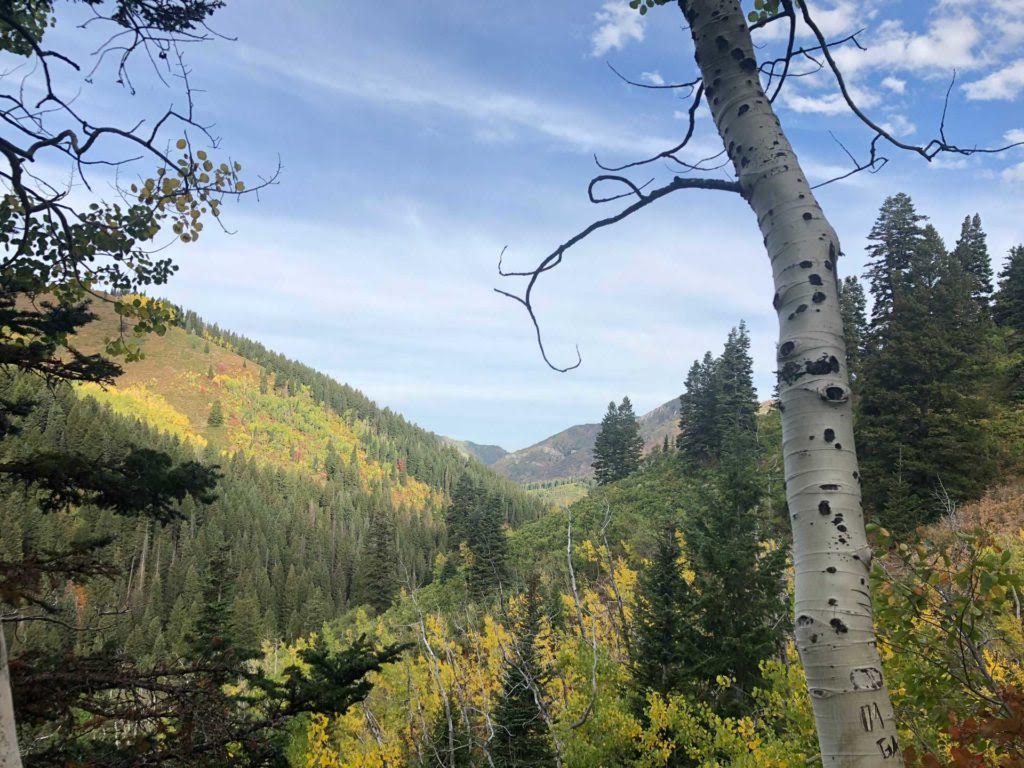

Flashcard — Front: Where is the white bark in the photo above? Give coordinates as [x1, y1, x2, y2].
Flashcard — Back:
[682, 1, 902, 765]
[0, 627, 23, 768]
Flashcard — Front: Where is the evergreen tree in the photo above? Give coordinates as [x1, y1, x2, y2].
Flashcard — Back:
[952, 213, 994, 309]
[490, 577, 555, 768]
[206, 363, 214, 380]
[994, 245, 1024, 399]
[864, 192, 927, 331]
[994, 245, 1024, 335]
[678, 324, 758, 467]
[678, 352, 718, 465]
[207, 399, 224, 427]
[445, 475, 480, 552]
[591, 397, 643, 484]
[839, 275, 868, 386]
[427, 694, 474, 767]
[859, 212, 994, 530]
[259, 368, 269, 394]
[630, 526, 699, 699]
[715, 322, 758, 443]
[683, 439, 788, 709]
[466, 493, 509, 597]
[359, 510, 398, 613]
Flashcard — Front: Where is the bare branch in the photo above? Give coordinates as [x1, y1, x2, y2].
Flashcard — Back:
[607, 62, 700, 93]
[798, 3, 1024, 162]
[496, 175, 739, 372]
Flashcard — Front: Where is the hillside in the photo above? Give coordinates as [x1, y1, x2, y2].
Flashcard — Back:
[490, 397, 681, 483]
[440, 436, 508, 465]
[70, 299, 537, 517]
[0, 296, 547, 652]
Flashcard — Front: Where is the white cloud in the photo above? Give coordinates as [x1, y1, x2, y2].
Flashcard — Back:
[879, 113, 916, 137]
[591, 1, 644, 57]
[963, 59, 1024, 100]
[831, 16, 981, 77]
[807, 0, 867, 38]
[1002, 161, 1024, 183]
[641, 71, 665, 86]
[782, 85, 881, 115]
[881, 77, 906, 93]
[1004, 128, 1024, 143]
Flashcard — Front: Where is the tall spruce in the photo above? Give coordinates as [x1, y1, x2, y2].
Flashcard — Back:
[865, 192, 927, 332]
[677, 352, 718, 465]
[630, 525, 699, 700]
[952, 213, 994, 310]
[678, 324, 758, 467]
[859, 209, 994, 530]
[358, 509, 399, 613]
[839, 276, 868, 387]
[465, 493, 509, 597]
[490, 576, 555, 768]
[683, 438, 788, 709]
[445, 475, 480, 553]
[715, 322, 758, 441]
[591, 397, 643, 484]
[994, 245, 1024, 336]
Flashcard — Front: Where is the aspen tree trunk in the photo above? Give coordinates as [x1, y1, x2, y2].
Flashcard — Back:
[0, 627, 23, 768]
[681, 1, 902, 764]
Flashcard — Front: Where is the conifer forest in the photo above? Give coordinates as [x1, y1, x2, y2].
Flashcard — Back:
[3, 1, 1024, 767]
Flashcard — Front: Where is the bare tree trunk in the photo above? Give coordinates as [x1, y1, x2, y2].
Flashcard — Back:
[682, 1, 902, 764]
[0, 626, 23, 768]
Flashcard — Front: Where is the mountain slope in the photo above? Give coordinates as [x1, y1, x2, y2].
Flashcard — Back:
[491, 398, 681, 484]
[71, 298, 542, 525]
[8, 296, 547, 652]
[440, 437, 508, 465]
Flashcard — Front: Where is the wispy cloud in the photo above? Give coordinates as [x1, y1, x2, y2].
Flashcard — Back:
[591, 1, 644, 57]
[233, 43, 677, 158]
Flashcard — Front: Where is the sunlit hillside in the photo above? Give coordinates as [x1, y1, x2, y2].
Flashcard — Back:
[74, 301, 443, 512]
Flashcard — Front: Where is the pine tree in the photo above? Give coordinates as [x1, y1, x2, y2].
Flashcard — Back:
[715, 322, 758, 443]
[591, 397, 642, 484]
[428, 694, 474, 767]
[994, 245, 1024, 335]
[952, 213, 994, 309]
[864, 192, 927, 331]
[994, 245, 1024, 399]
[466, 493, 509, 597]
[259, 368, 269, 394]
[359, 510, 398, 613]
[839, 275, 868, 386]
[683, 438, 787, 709]
[490, 577, 555, 768]
[630, 526, 699, 699]
[859, 213, 994, 530]
[206, 363, 214, 380]
[679, 324, 758, 467]
[678, 352, 718, 465]
[207, 399, 224, 427]
[616, 397, 643, 477]
[445, 475, 480, 552]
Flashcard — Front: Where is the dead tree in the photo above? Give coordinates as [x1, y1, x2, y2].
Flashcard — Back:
[497, 1, 1021, 765]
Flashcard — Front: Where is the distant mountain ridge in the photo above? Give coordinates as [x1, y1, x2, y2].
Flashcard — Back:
[440, 437, 508, 466]
[488, 398, 682, 484]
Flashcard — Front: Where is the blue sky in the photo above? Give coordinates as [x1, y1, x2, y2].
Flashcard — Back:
[54, 1, 1024, 449]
